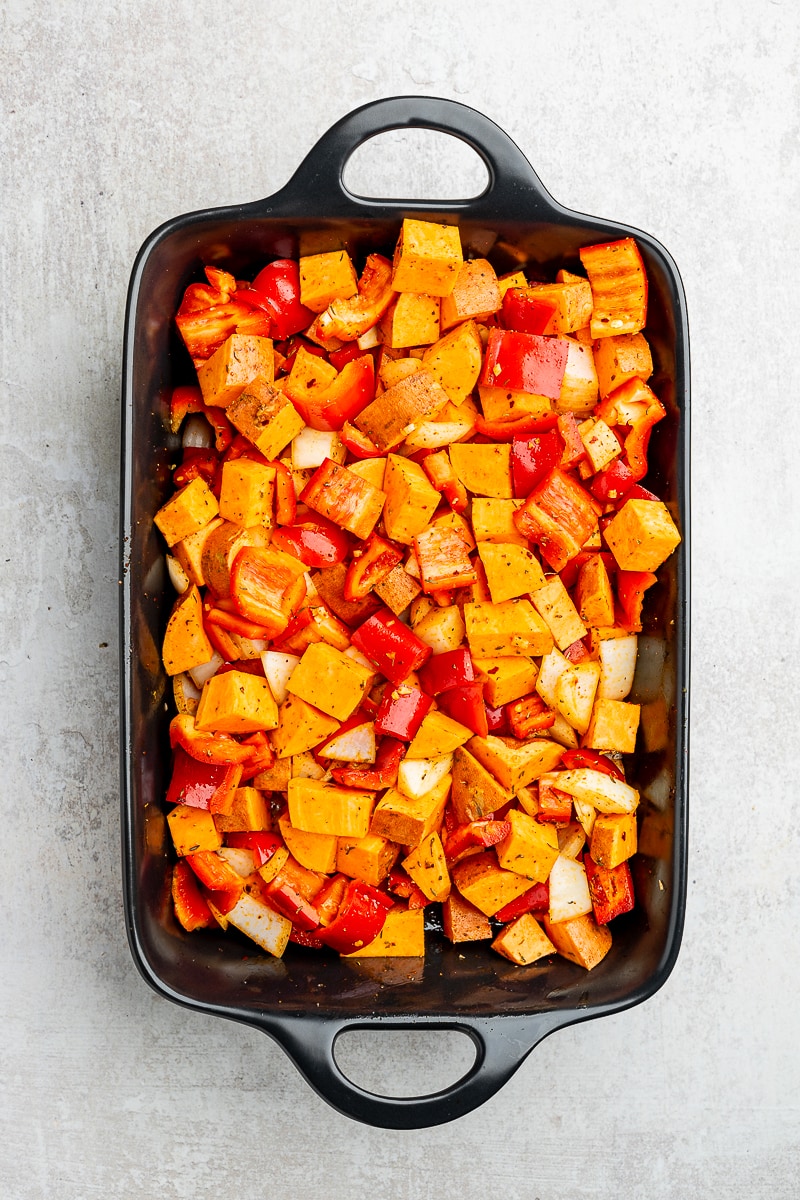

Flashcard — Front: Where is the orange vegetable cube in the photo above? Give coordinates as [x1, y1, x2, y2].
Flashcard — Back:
[421, 320, 484, 405]
[162, 584, 214, 676]
[386, 293, 441, 347]
[392, 218, 463, 297]
[337, 833, 399, 887]
[353, 369, 450, 453]
[227, 377, 306, 459]
[299, 250, 358, 313]
[382, 454, 441, 545]
[196, 334, 274, 408]
[154, 477, 219, 547]
[343, 907, 425, 957]
[542, 911, 612, 969]
[213, 786, 272, 833]
[287, 642, 374, 720]
[593, 332, 653, 398]
[604, 499, 681, 571]
[195, 670, 279, 734]
[402, 832, 451, 902]
[287, 778, 376, 838]
[449, 442, 512, 498]
[584, 698, 641, 754]
[439, 259, 502, 330]
[219, 459, 276, 528]
[491, 914, 556, 965]
[167, 805, 222, 856]
[451, 851, 532, 917]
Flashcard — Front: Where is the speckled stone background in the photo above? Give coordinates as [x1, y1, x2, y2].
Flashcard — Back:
[3, 0, 798, 1195]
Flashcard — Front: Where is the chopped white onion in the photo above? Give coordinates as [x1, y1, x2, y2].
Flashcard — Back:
[166, 554, 190, 594]
[182, 414, 214, 449]
[189, 650, 224, 689]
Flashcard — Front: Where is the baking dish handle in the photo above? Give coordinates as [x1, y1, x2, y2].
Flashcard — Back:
[261, 1013, 561, 1129]
[268, 95, 557, 218]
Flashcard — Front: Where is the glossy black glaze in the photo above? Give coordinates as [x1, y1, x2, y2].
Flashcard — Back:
[120, 96, 690, 1129]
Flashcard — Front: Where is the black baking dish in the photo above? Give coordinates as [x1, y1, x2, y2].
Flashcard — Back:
[120, 96, 690, 1129]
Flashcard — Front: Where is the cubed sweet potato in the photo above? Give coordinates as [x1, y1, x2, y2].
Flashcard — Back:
[392, 218, 463, 297]
[197, 334, 274, 408]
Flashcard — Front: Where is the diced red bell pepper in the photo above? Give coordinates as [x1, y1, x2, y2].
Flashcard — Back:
[175, 267, 272, 361]
[418, 648, 475, 696]
[387, 868, 432, 910]
[479, 329, 569, 398]
[237, 732, 276, 782]
[317, 880, 394, 954]
[616, 569, 658, 630]
[474, 412, 559, 441]
[485, 702, 510, 735]
[328, 342, 370, 370]
[264, 879, 320, 931]
[584, 854, 635, 924]
[339, 420, 383, 459]
[271, 519, 351, 568]
[511, 429, 565, 496]
[290, 355, 376, 431]
[560, 748, 625, 779]
[421, 451, 469, 513]
[501, 288, 559, 336]
[557, 413, 588, 470]
[344, 533, 403, 601]
[273, 461, 297, 525]
[374, 685, 432, 741]
[618, 483, 660, 506]
[351, 608, 432, 684]
[536, 781, 573, 825]
[185, 850, 245, 892]
[514, 468, 601, 572]
[168, 385, 205, 432]
[288, 927, 328, 949]
[443, 818, 512, 867]
[329, 737, 404, 790]
[224, 832, 284, 870]
[169, 714, 253, 765]
[171, 861, 217, 931]
[590, 456, 641, 503]
[563, 638, 592, 664]
[315, 873, 350, 926]
[436, 683, 488, 738]
[204, 620, 240, 662]
[494, 880, 550, 923]
[250, 259, 314, 339]
[166, 748, 243, 811]
[173, 447, 220, 490]
[505, 693, 556, 738]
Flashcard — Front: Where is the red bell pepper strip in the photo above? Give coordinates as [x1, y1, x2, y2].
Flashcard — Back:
[505, 693, 556, 738]
[273, 461, 296, 526]
[584, 855, 635, 924]
[501, 288, 559, 336]
[494, 880, 550, 923]
[436, 683, 488, 738]
[170, 714, 253, 766]
[290, 355, 376, 431]
[339, 420, 383, 459]
[202, 408, 234, 452]
[310, 254, 395, 343]
[176, 268, 272, 362]
[474, 411, 559, 442]
[557, 413, 588, 470]
[236, 730, 276, 780]
[271, 520, 351, 568]
[173, 448, 220, 490]
[225, 832, 284, 870]
[560, 748, 625, 779]
[166, 748, 241, 811]
[479, 329, 569, 398]
[315, 873, 350, 926]
[511, 429, 564, 496]
[387, 868, 432, 910]
[328, 342, 371, 370]
[185, 850, 244, 891]
[204, 601, 277, 641]
[536, 781, 573, 825]
[264, 879, 320, 932]
[421, 451, 469, 513]
[317, 880, 394, 954]
[374, 685, 432, 741]
[443, 818, 512, 867]
[590, 456, 641, 503]
[329, 737, 404, 790]
[249, 259, 314, 339]
[418, 648, 475, 696]
[351, 608, 432, 684]
[343, 533, 403, 601]
[168, 385, 204, 432]
[618, 482, 660, 506]
[171, 861, 216, 931]
[616, 569, 658, 630]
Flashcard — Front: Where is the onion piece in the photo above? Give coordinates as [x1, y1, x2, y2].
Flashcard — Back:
[189, 650, 224, 689]
[182, 414, 214, 449]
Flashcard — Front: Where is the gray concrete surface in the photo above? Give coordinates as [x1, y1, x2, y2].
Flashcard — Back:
[2, 0, 798, 1195]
